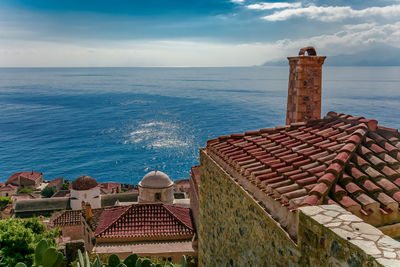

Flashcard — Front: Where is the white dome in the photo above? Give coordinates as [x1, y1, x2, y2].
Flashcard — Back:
[139, 171, 173, 189]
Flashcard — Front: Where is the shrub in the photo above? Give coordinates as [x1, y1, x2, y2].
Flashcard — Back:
[41, 187, 56, 198]
[18, 188, 33, 194]
[0, 218, 60, 266]
[0, 197, 12, 210]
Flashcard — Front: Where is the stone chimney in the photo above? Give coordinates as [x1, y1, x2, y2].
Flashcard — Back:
[286, 47, 326, 124]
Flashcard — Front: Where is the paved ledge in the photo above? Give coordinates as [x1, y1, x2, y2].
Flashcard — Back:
[300, 205, 400, 267]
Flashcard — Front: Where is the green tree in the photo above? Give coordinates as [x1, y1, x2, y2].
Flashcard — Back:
[0, 197, 12, 210]
[18, 188, 33, 194]
[0, 218, 60, 266]
[61, 179, 70, 191]
[41, 187, 56, 198]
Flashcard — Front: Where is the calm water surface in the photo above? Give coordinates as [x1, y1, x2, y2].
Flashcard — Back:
[0, 66, 399, 183]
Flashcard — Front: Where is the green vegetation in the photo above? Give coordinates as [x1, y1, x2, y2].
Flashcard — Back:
[61, 179, 70, 190]
[77, 250, 189, 267]
[16, 239, 63, 267]
[41, 187, 56, 198]
[0, 218, 60, 266]
[18, 188, 33, 194]
[0, 197, 12, 210]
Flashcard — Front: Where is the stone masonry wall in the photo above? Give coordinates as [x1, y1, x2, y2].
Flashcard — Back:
[199, 149, 400, 266]
[199, 149, 301, 266]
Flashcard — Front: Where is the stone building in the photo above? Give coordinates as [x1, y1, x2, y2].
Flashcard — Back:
[47, 177, 64, 191]
[70, 176, 101, 210]
[138, 171, 174, 204]
[14, 175, 138, 217]
[197, 47, 400, 266]
[5, 170, 43, 189]
[189, 166, 200, 231]
[0, 184, 18, 197]
[51, 171, 196, 263]
[92, 203, 195, 262]
[99, 182, 121, 194]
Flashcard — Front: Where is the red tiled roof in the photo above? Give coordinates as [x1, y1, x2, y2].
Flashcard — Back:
[48, 177, 63, 187]
[100, 182, 121, 194]
[100, 182, 120, 189]
[206, 112, 400, 216]
[0, 184, 17, 191]
[6, 171, 42, 184]
[71, 176, 98, 190]
[51, 210, 82, 226]
[95, 203, 194, 239]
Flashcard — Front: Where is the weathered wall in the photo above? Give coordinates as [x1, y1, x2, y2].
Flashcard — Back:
[199, 149, 400, 267]
[189, 174, 199, 231]
[199, 149, 300, 266]
[60, 225, 82, 241]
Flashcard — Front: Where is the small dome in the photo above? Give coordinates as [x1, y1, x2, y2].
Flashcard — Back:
[71, 176, 98, 191]
[139, 171, 173, 189]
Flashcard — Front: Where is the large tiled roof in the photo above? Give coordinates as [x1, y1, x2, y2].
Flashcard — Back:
[206, 112, 400, 218]
[95, 203, 194, 239]
[51, 210, 82, 226]
[6, 171, 42, 184]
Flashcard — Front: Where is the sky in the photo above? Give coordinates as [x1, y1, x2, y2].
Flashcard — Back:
[1, 0, 400, 67]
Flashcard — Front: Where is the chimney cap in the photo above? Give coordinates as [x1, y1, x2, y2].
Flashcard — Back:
[298, 46, 317, 56]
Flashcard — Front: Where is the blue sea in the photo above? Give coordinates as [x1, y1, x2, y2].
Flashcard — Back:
[0, 67, 399, 184]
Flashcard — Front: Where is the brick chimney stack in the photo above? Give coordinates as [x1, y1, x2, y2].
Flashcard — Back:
[286, 47, 326, 124]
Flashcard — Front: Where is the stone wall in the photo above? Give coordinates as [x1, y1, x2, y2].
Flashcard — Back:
[189, 172, 199, 231]
[199, 149, 400, 266]
[60, 225, 82, 241]
[199, 149, 300, 266]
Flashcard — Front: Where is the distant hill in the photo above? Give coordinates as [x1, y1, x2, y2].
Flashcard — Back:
[263, 45, 400, 66]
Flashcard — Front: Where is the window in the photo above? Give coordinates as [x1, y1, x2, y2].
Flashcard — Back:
[155, 192, 161, 201]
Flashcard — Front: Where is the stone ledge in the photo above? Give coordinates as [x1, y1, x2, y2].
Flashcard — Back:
[299, 205, 400, 266]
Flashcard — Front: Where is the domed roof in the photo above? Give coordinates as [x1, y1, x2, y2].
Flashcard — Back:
[139, 171, 173, 189]
[71, 176, 98, 191]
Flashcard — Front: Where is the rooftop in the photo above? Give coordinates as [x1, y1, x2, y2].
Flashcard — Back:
[6, 171, 42, 184]
[51, 209, 82, 226]
[48, 177, 63, 188]
[95, 203, 194, 239]
[0, 184, 17, 191]
[71, 176, 98, 191]
[139, 171, 173, 189]
[206, 111, 400, 226]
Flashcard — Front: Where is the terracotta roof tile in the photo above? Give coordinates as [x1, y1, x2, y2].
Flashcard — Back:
[95, 203, 194, 239]
[51, 210, 82, 226]
[206, 111, 400, 220]
[6, 171, 42, 184]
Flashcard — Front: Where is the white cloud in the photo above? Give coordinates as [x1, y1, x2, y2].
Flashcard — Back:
[230, 0, 245, 4]
[262, 4, 400, 21]
[273, 22, 400, 57]
[2, 21, 399, 67]
[247, 2, 301, 10]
